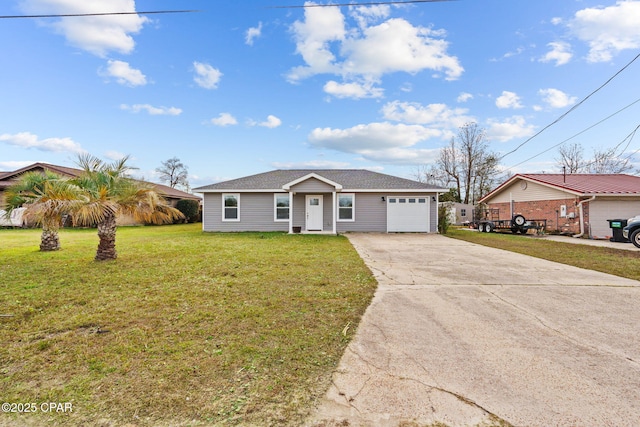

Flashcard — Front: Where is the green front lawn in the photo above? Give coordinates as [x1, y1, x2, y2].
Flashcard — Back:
[445, 228, 640, 281]
[0, 224, 377, 426]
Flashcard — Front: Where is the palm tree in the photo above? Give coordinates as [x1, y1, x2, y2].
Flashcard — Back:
[3, 171, 84, 251]
[72, 154, 184, 261]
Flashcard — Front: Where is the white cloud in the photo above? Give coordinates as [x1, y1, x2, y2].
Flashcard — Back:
[251, 115, 282, 129]
[271, 160, 351, 169]
[568, 1, 640, 62]
[20, 0, 148, 57]
[308, 122, 441, 164]
[193, 61, 223, 89]
[538, 88, 577, 109]
[120, 104, 182, 115]
[289, 4, 346, 81]
[104, 150, 127, 160]
[210, 113, 238, 127]
[0, 132, 85, 154]
[381, 100, 473, 130]
[349, 4, 391, 28]
[457, 92, 473, 103]
[486, 116, 536, 142]
[246, 22, 263, 46]
[540, 41, 573, 66]
[495, 91, 523, 109]
[323, 80, 384, 99]
[102, 60, 147, 86]
[288, 5, 463, 86]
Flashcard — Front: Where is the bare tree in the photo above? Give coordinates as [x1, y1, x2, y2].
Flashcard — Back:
[556, 142, 585, 173]
[156, 157, 190, 191]
[438, 137, 463, 200]
[436, 123, 498, 204]
[587, 147, 635, 174]
[556, 143, 636, 174]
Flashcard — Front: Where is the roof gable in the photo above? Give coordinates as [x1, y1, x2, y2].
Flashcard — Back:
[481, 173, 640, 203]
[194, 169, 447, 192]
[282, 173, 343, 190]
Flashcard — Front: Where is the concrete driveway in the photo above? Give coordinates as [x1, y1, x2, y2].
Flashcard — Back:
[308, 233, 640, 427]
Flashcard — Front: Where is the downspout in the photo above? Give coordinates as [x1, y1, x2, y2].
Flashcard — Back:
[289, 191, 293, 234]
[573, 195, 596, 238]
[332, 191, 337, 235]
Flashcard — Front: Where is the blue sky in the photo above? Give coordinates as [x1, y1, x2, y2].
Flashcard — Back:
[1, 0, 639, 190]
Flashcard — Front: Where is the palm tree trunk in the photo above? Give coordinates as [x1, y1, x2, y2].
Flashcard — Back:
[40, 219, 60, 251]
[95, 213, 117, 261]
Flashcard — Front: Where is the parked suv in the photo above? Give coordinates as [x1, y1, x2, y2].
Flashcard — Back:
[622, 215, 640, 248]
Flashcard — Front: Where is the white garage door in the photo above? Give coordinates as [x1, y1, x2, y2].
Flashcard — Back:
[387, 196, 430, 232]
[589, 200, 640, 239]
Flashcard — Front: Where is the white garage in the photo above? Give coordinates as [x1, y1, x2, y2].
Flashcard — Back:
[387, 196, 430, 232]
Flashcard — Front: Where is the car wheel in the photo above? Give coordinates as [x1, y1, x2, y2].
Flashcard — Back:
[478, 223, 485, 232]
[631, 229, 640, 249]
[485, 222, 494, 233]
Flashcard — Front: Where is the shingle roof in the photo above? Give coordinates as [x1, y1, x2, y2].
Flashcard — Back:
[194, 169, 445, 191]
[0, 162, 200, 200]
[481, 173, 640, 202]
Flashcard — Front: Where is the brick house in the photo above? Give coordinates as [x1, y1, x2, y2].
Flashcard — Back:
[0, 162, 201, 225]
[479, 174, 640, 238]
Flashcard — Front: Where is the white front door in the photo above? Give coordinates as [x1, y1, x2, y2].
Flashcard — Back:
[306, 195, 323, 231]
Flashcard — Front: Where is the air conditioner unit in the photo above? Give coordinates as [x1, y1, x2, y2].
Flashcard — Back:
[567, 212, 575, 219]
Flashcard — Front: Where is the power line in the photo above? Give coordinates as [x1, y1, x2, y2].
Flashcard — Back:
[502, 97, 640, 173]
[0, 10, 199, 19]
[268, 0, 454, 8]
[499, 50, 640, 161]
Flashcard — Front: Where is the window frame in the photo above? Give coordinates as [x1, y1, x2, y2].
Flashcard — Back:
[337, 193, 355, 222]
[274, 193, 290, 222]
[222, 193, 240, 222]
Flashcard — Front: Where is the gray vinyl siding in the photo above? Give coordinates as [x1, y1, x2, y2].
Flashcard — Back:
[337, 192, 438, 233]
[290, 178, 336, 193]
[337, 193, 386, 232]
[203, 191, 439, 233]
[202, 192, 289, 232]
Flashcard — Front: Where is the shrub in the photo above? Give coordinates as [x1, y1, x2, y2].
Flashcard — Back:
[438, 203, 451, 234]
[176, 199, 201, 223]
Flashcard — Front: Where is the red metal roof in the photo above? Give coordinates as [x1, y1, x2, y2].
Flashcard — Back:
[480, 173, 640, 203]
[521, 173, 640, 195]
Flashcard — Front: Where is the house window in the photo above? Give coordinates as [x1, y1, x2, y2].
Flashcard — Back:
[222, 194, 239, 221]
[274, 194, 290, 221]
[389, 198, 397, 203]
[337, 193, 355, 221]
[461, 209, 467, 217]
[418, 198, 426, 203]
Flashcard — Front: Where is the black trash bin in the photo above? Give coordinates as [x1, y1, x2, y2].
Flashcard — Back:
[607, 219, 629, 242]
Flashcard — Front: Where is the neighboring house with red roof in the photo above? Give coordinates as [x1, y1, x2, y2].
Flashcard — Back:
[479, 173, 640, 239]
[0, 163, 200, 224]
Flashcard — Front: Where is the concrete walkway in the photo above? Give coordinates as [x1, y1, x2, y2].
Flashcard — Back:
[307, 233, 640, 427]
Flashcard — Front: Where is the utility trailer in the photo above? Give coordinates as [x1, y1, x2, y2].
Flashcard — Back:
[477, 214, 547, 234]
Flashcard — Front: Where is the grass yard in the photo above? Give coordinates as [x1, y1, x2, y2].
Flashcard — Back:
[0, 224, 377, 426]
[445, 228, 640, 281]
